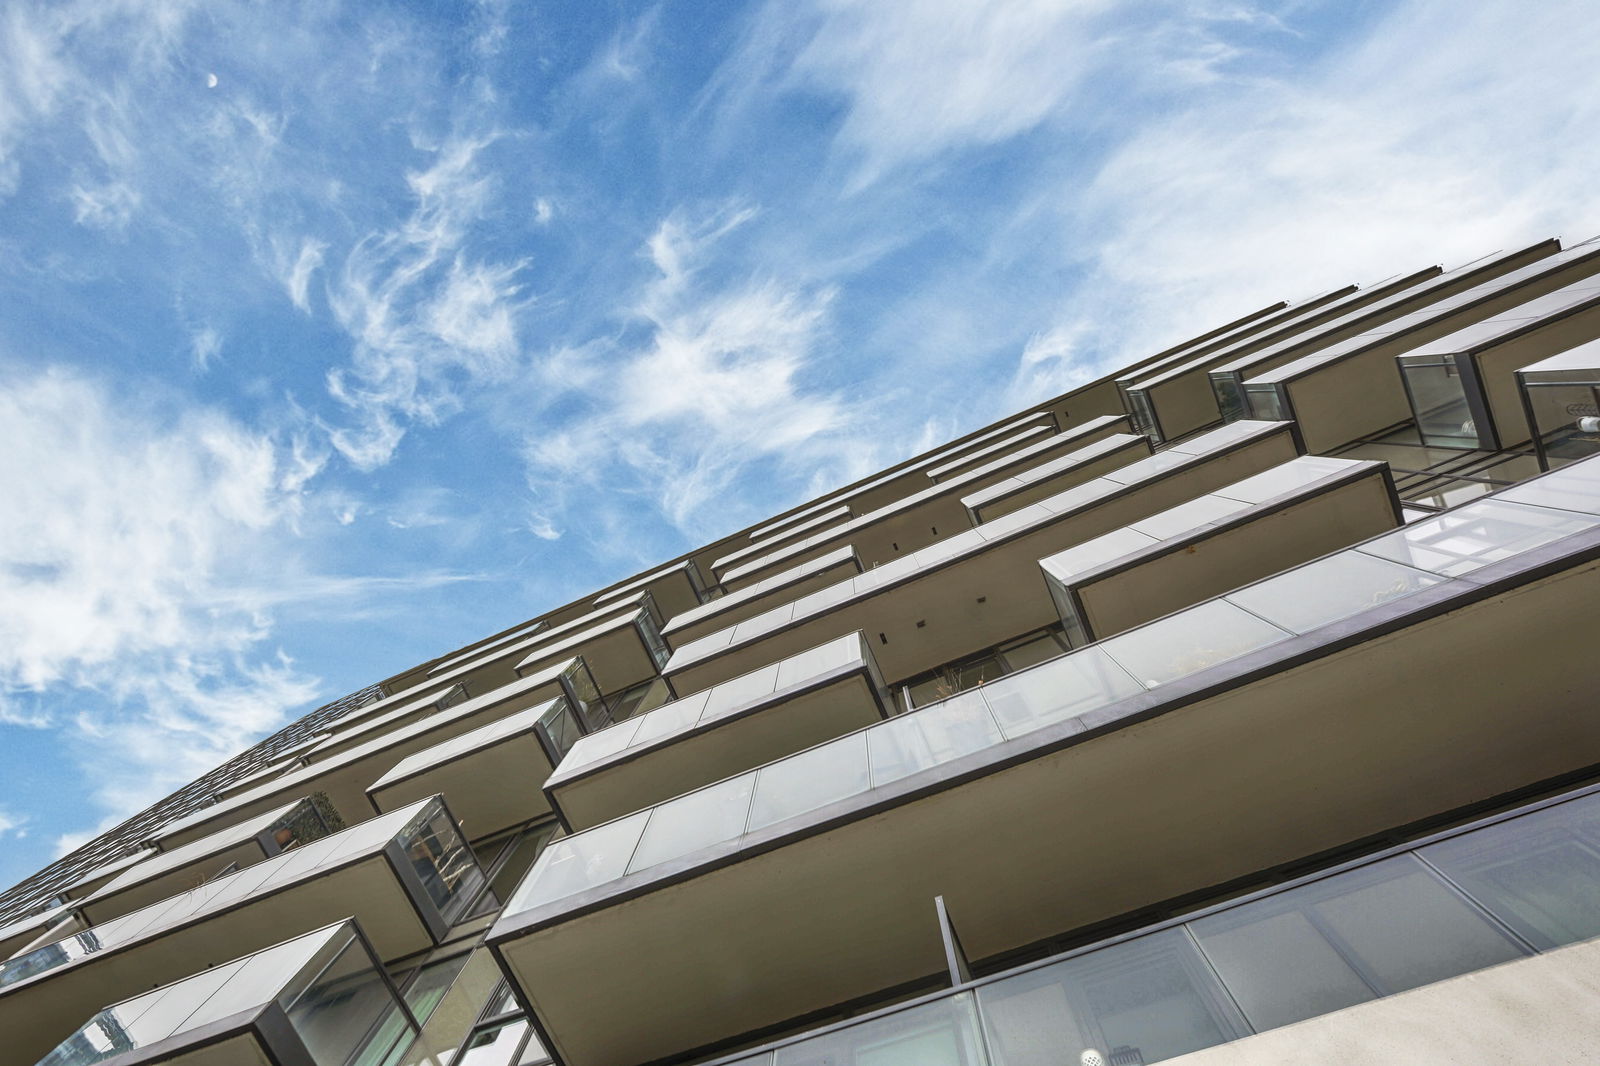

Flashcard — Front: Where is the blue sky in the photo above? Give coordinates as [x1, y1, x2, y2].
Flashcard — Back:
[1, 0, 1598, 890]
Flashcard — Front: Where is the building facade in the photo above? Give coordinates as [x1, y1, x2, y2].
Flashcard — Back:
[8, 234, 1600, 1066]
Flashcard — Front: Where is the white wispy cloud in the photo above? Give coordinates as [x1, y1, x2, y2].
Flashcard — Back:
[0, 367, 468, 837]
[523, 204, 872, 536]
[1006, 0, 1600, 399]
[0, 808, 28, 842]
[324, 131, 533, 469]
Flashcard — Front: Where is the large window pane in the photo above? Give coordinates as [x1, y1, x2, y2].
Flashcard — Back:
[1189, 854, 1527, 1033]
[773, 992, 987, 1066]
[282, 934, 414, 1066]
[1420, 790, 1600, 951]
[978, 928, 1241, 1066]
[396, 803, 485, 923]
[1223, 552, 1443, 635]
[1099, 600, 1289, 689]
[747, 734, 871, 833]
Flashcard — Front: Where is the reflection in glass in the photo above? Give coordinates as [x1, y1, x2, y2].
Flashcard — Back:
[1358, 500, 1600, 576]
[1189, 854, 1524, 1033]
[458, 1019, 531, 1066]
[1223, 552, 1443, 635]
[1397, 353, 1481, 449]
[772, 992, 986, 1066]
[1420, 790, 1600, 951]
[978, 928, 1242, 1066]
[1100, 600, 1289, 689]
[395, 804, 485, 926]
[1519, 349, 1600, 468]
[281, 932, 417, 1066]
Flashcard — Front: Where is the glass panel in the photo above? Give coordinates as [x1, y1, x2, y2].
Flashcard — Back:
[747, 733, 871, 834]
[557, 717, 644, 773]
[560, 660, 607, 732]
[1129, 495, 1248, 540]
[978, 928, 1241, 1066]
[264, 798, 334, 855]
[1189, 854, 1526, 1033]
[403, 952, 472, 1026]
[1359, 499, 1600, 576]
[1223, 552, 1444, 634]
[983, 647, 1143, 740]
[1244, 383, 1287, 422]
[1497, 455, 1600, 515]
[396, 803, 486, 924]
[1398, 355, 1481, 448]
[773, 991, 987, 1066]
[867, 692, 1003, 788]
[283, 934, 416, 1066]
[1040, 529, 1159, 584]
[507, 809, 649, 912]
[484, 823, 561, 910]
[1099, 600, 1289, 689]
[637, 610, 672, 671]
[458, 1019, 531, 1066]
[627, 774, 757, 874]
[536, 699, 584, 762]
[1522, 375, 1600, 467]
[775, 633, 863, 690]
[1420, 790, 1600, 951]
[629, 691, 710, 747]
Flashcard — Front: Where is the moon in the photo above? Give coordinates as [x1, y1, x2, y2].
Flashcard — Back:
[206, 73, 218, 89]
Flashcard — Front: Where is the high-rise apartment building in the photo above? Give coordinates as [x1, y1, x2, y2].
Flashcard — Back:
[8, 234, 1600, 1066]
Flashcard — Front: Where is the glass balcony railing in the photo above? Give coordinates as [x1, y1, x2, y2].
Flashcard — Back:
[35, 920, 419, 1066]
[504, 455, 1600, 919]
[706, 780, 1600, 1066]
[1518, 337, 1600, 469]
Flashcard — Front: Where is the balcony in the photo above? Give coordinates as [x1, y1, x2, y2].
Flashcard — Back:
[513, 604, 670, 697]
[1120, 274, 1434, 444]
[0, 797, 481, 1066]
[921, 423, 1055, 483]
[591, 558, 712, 621]
[1207, 242, 1560, 430]
[1041, 456, 1399, 647]
[76, 798, 335, 928]
[1395, 277, 1600, 451]
[714, 418, 1140, 592]
[1111, 289, 1345, 430]
[665, 421, 1298, 694]
[959, 434, 1152, 523]
[663, 546, 863, 646]
[488, 456, 1600, 1066]
[151, 662, 592, 849]
[34, 920, 419, 1066]
[366, 696, 584, 840]
[742, 413, 1061, 546]
[1241, 237, 1600, 453]
[696, 780, 1600, 1066]
[1518, 338, 1600, 469]
[545, 632, 891, 832]
[427, 593, 663, 698]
